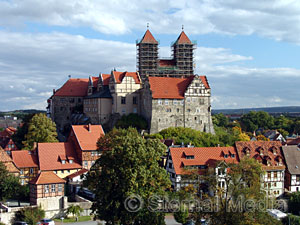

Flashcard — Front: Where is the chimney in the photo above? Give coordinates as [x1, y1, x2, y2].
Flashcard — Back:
[88, 124, 91, 132]
[53, 89, 56, 94]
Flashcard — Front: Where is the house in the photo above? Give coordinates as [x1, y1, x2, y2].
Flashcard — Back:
[29, 171, 66, 210]
[286, 137, 300, 145]
[166, 146, 239, 191]
[11, 150, 39, 185]
[0, 147, 19, 175]
[37, 142, 82, 178]
[282, 145, 300, 192]
[264, 130, 286, 143]
[68, 124, 105, 170]
[235, 141, 285, 197]
[0, 127, 18, 155]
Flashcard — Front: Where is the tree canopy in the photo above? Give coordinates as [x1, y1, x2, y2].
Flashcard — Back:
[22, 113, 58, 149]
[84, 128, 171, 225]
[115, 113, 148, 131]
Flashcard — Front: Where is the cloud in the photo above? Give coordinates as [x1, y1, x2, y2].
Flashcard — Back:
[1, 0, 300, 43]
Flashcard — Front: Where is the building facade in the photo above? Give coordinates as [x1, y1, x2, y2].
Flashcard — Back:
[47, 29, 214, 134]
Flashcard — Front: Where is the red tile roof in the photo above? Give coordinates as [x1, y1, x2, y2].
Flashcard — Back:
[286, 137, 300, 145]
[159, 59, 175, 67]
[66, 168, 89, 179]
[0, 148, 19, 173]
[112, 71, 141, 84]
[38, 143, 82, 171]
[101, 74, 111, 85]
[12, 150, 38, 168]
[71, 124, 105, 151]
[29, 171, 66, 185]
[54, 78, 89, 97]
[170, 147, 239, 175]
[235, 141, 284, 169]
[139, 29, 158, 44]
[174, 31, 192, 44]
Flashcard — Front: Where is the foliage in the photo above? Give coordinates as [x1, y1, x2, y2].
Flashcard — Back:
[0, 162, 28, 201]
[256, 134, 269, 141]
[66, 205, 83, 221]
[282, 214, 300, 225]
[12, 114, 34, 149]
[212, 113, 229, 128]
[187, 158, 281, 225]
[277, 128, 288, 138]
[54, 216, 92, 223]
[174, 205, 189, 224]
[22, 113, 58, 149]
[115, 113, 148, 130]
[14, 206, 45, 225]
[289, 192, 300, 215]
[240, 111, 274, 132]
[85, 128, 171, 225]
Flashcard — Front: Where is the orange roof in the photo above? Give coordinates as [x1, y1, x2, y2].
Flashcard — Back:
[174, 31, 192, 44]
[29, 171, 66, 185]
[71, 124, 105, 151]
[54, 78, 93, 97]
[0, 148, 13, 163]
[92, 76, 99, 88]
[67, 168, 89, 179]
[38, 143, 82, 171]
[235, 141, 284, 168]
[112, 71, 141, 84]
[170, 147, 239, 175]
[139, 29, 158, 44]
[101, 74, 111, 85]
[159, 59, 175, 67]
[0, 148, 19, 173]
[12, 150, 38, 168]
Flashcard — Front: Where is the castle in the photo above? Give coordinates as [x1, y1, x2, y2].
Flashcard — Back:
[47, 29, 214, 134]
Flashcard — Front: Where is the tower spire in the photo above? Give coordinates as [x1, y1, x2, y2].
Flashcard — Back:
[147, 23, 149, 29]
[182, 25, 184, 31]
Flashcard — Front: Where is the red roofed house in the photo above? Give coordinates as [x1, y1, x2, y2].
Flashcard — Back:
[12, 150, 39, 185]
[0, 147, 19, 176]
[235, 141, 285, 197]
[166, 146, 239, 191]
[0, 127, 18, 156]
[29, 171, 66, 212]
[37, 142, 82, 178]
[68, 124, 105, 169]
[48, 29, 214, 135]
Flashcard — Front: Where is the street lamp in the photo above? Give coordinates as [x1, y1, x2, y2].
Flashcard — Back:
[60, 217, 64, 224]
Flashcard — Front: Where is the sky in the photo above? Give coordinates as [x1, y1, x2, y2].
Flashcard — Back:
[1, 0, 300, 111]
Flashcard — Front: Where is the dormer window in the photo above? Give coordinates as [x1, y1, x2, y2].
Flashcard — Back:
[231, 154, 235, 158]
[69, 159, 73, 164]
[186, 155, 194, 159]
[62, 160, 66, 164]
[224, 154, 228, 158]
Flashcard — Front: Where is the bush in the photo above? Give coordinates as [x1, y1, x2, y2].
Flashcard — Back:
[14, 206, 45, 225]
[115, 113, 148, 130]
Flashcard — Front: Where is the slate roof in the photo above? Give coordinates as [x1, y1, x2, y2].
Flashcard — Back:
[282, 145, 300, 174]
[12, 150, 38, 168]
[84, 86, 112, 99]
[71, 124, 105, 151]
[29, 171, 66, 185]
[169, 146, 239, 175]
[38, 142, 82, 171]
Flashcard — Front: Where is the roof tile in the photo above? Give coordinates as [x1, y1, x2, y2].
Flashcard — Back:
[12, 150, 38, 168]
[29, 171, 66, 185]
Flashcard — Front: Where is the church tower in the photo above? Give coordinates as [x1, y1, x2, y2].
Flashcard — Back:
[172, 30, 195, 76]
[136, 29, 159, 81]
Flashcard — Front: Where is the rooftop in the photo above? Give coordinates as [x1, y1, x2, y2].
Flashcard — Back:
[29, 171, 66, 185]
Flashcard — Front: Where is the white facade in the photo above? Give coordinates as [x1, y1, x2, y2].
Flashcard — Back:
[262, 170, 285, 197]
[289, 174, 300, 192]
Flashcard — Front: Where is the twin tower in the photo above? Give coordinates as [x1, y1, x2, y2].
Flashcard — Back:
[136, 29, 196, 81]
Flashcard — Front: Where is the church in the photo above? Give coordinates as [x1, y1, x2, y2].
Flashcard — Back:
[47, 29, 214, 134]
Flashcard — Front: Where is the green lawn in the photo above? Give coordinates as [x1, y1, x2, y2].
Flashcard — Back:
[54, 216, 92, 223]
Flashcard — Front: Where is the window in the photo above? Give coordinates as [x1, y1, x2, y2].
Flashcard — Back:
[296, 175, 300, 182]
[51, 184, 56, 193]
[30, 168, 34, 174]
[274, 182, 277, 187]
[133, 108, 137, 113]
[58, 184, 62, 192]
[268, 172, 271, 179]
[91, 161, 95, 166]
[78, 98, 81, 103]
[224, 154, 228, 158]
[84, 161, 88, 167]
[200, 99, 205, 105]
[133, 96, 137, 104]
[173, 100, 178, 105]
[44, 185, 49, 193]
[61, 160, 66, 164]
[187, 109, 191, 113]
[122, 108, 126, 114]
[186, 97, 191, 102]
[195, 83, 200, 87]
[21, 179, 24, 185]
[165, 100, 169, 105]
[121, 97, 126, 104]
[61, 170, 64, 174]
[186, 155, 194, 159]
[180, 100, 184, 105]
[158, 99, 162, 105]
[20, 169, 24, 175]
[177, 108, 180, 113]
[168, 163, 172, 169]
[69, 159, 73, 164]
[166, 108, 171, 113]
[274, 172, 277, 179]
[194, 89, 198, 94]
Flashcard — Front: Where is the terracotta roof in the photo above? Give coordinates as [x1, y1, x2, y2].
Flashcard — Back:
[66, 168, 89, 179]
[101, 74, 111, 85]
[112, 71, 141, 84]
[174, 31, 192, 45]
[169, 147, 239, 175]
[54, 78, 89, 97]
[235, 141, 284, 169]
[287, 137, 300, 145]
[29, 171, 66, 185]
[92, 77, 99, 88]
[159, 59, 175, 67]
[139, 29, 158, 44]
[0, 148, 19, 173]
[12, 150, 38, 168]
[0, 148, 13, 162]
[71, 124, 105, 151]
[38, 143, 82, 171]
[282, 145, 300, 174]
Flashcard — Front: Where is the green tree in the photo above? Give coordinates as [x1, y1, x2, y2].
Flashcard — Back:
[174, 205, 189, 224]
[12, 114, 34, 149]
[14, 206, 45, 225]
[289, 192, 300, 215]
[213, 113, 229, 128]
[274, 115, 293, 133]
[85, 128, 171, 225]
[115, 113, 148, 130]
[240, 111, 274, 132]
[23, 113, 58, 149]
[66, 205, 83, 221]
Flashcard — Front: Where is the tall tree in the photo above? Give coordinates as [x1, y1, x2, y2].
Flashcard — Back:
[85, 128, 171, 225]
[12, 113, 34, 149]
[66, 205, 83, 221]
[23, 113, 58, 149]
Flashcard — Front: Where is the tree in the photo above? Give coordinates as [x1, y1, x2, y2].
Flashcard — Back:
[213, 113, 229, 128]
[23, 113, 58, 149]
[174, 205, 189, 224]
[12, 113, 34, 149]
[14, 206, 45, 225]
[189, 158, 282, 225]
[256, 135, 269, 141]
[289, 192, 300, 215]
[66, 205, 83, 221]
[115, 113, 148, 131]
[240, 111, 274, 132]
[85, 128, 171, 225]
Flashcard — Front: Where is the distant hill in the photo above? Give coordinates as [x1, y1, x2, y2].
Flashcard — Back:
[0, 109, 46, 120]
[212, 106, 300, 115]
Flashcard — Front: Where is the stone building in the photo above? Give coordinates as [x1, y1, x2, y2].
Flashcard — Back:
[48, 29, 214, 134]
